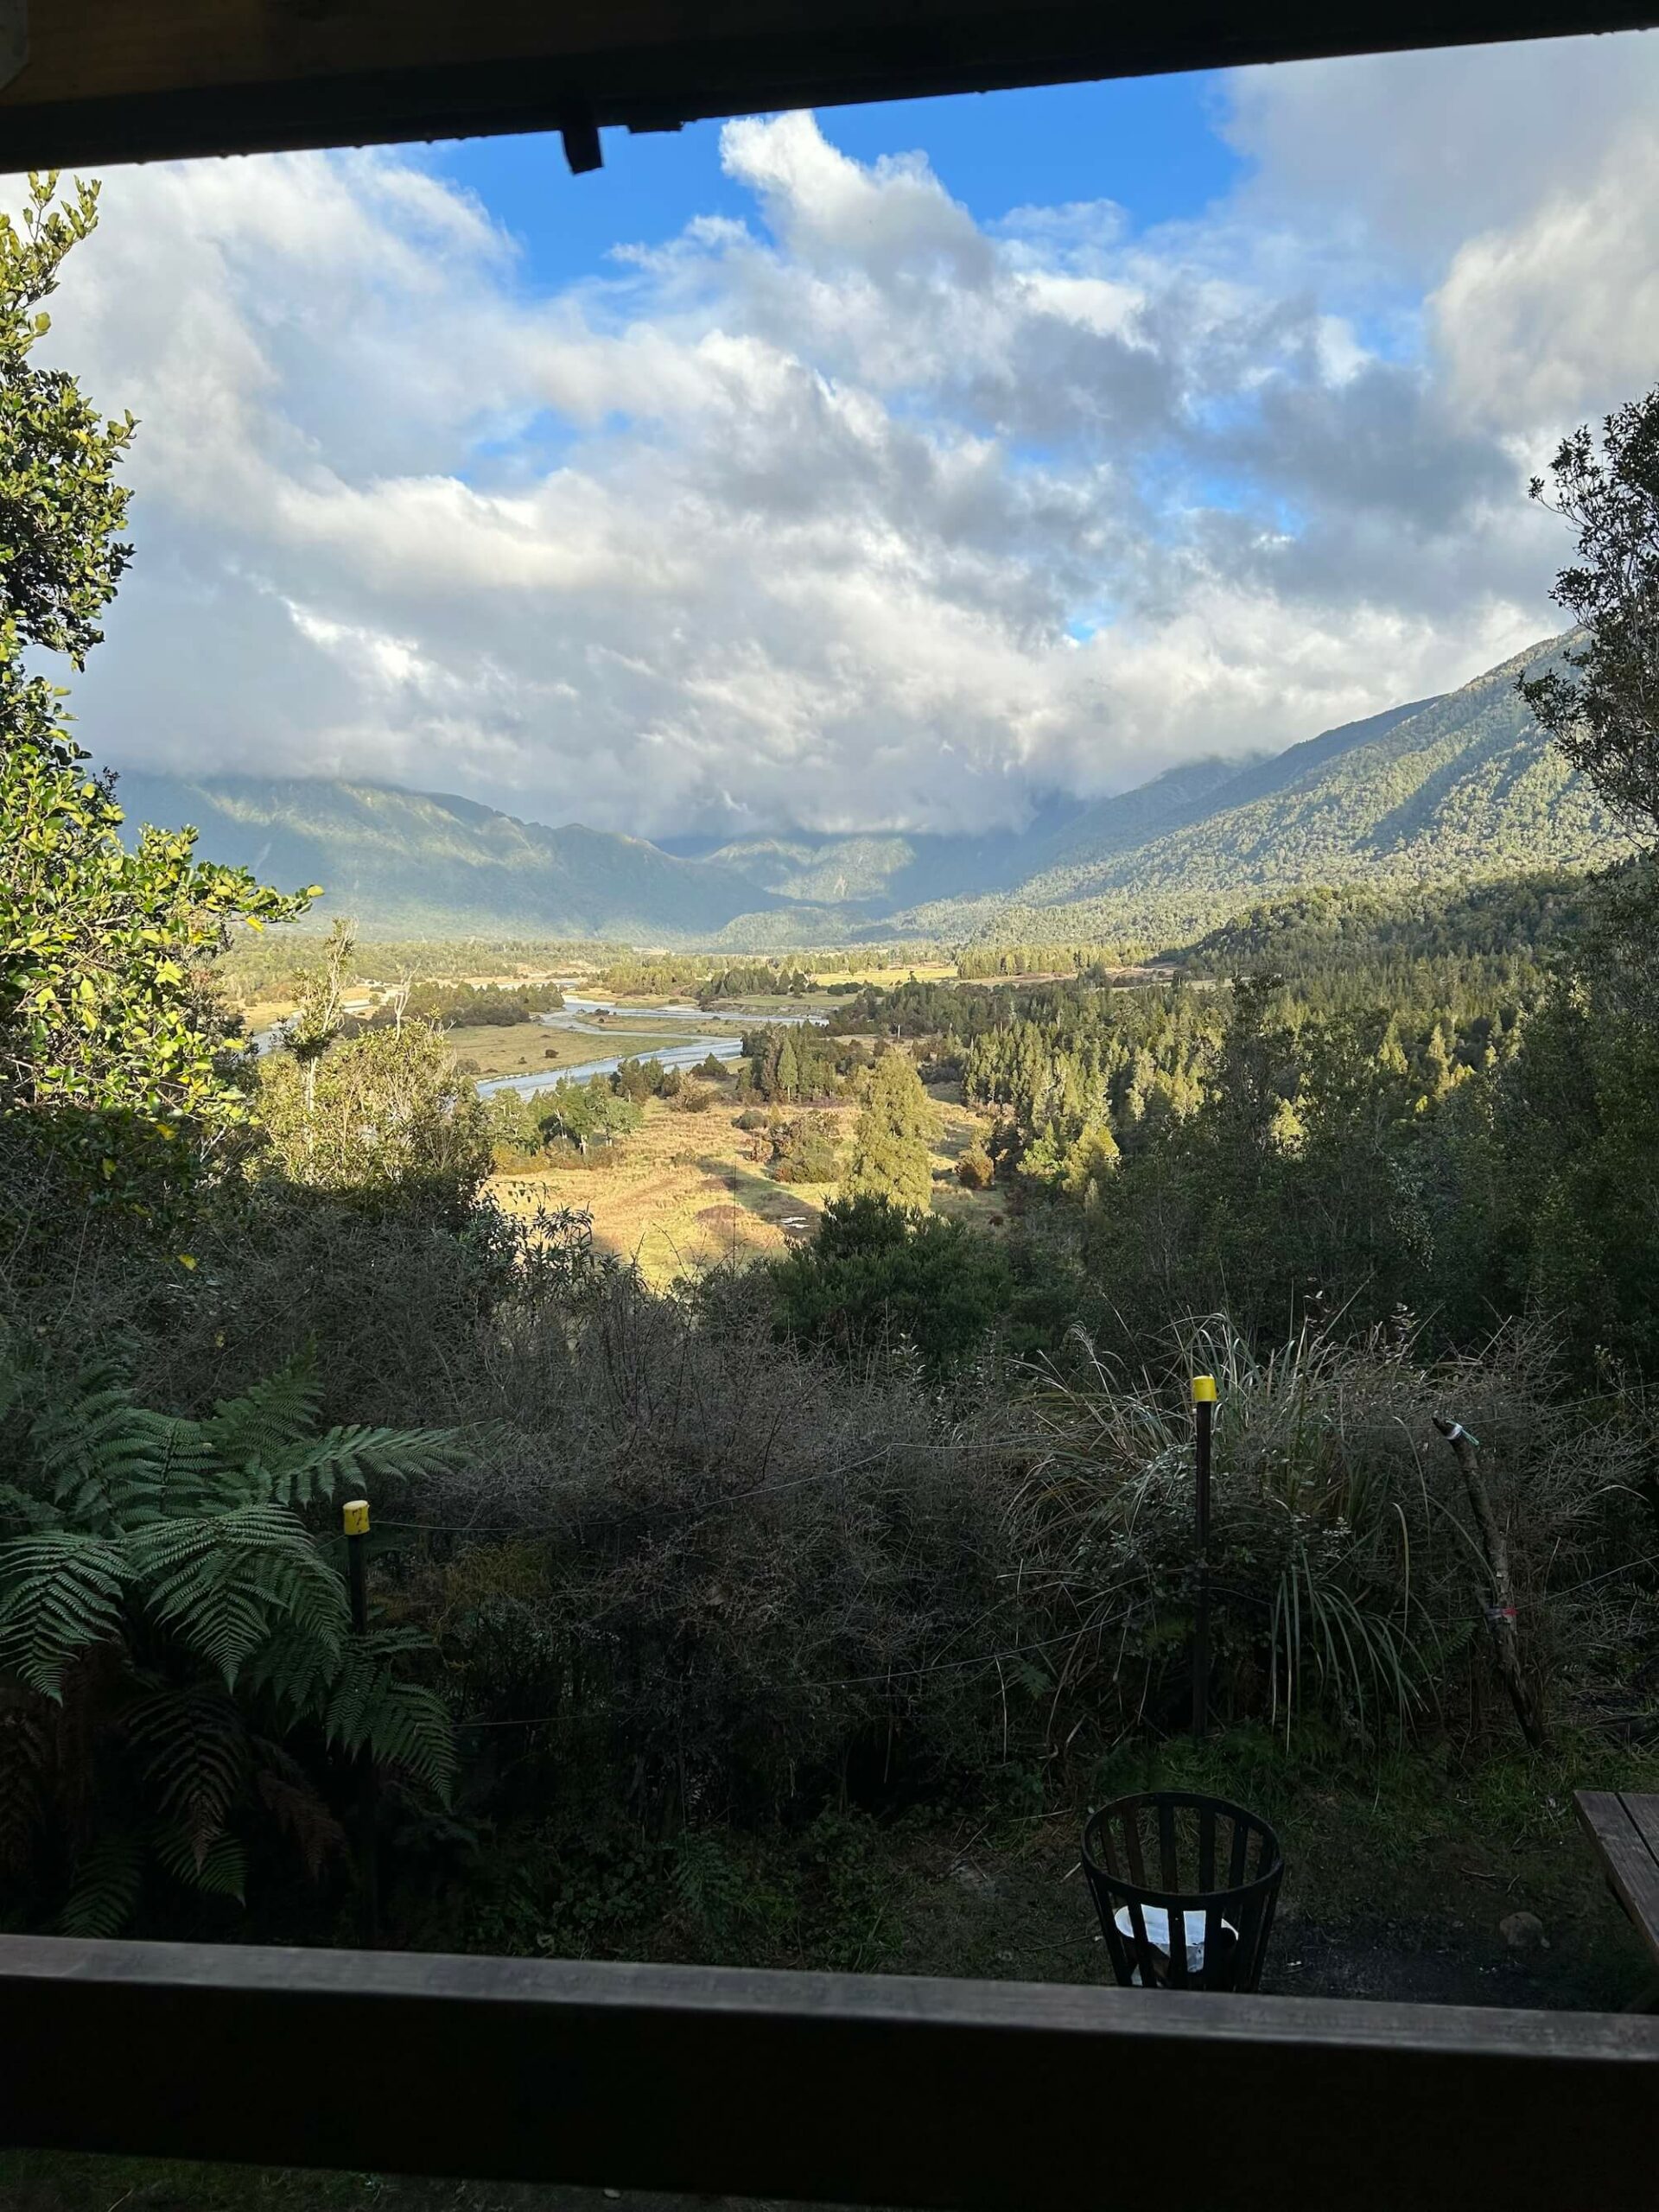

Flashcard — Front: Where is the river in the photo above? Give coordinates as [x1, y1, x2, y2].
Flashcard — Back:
[253, 990, 827, 1103]
[476, 993, 827, 1102]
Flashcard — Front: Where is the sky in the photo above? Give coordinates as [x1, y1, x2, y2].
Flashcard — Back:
[29, 29, 1659, 841]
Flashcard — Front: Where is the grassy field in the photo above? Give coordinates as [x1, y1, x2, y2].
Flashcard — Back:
[807, 961, 957, 988]
[453, 1020, 711, 1084]
[490, 1079, 1006, 1285]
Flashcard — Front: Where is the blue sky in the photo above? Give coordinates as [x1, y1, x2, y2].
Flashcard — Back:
[434, 73, 1244, 292]
[40, 31, 1659, 837]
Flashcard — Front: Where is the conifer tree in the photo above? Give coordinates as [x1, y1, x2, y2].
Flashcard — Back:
[844, 1052, 935, 1214]
[776, 1030, 802, 1103]
[1063, 1118, 1120, 1204]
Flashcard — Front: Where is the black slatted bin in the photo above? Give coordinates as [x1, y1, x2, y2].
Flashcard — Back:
[1082, 1792, 1283, 1993]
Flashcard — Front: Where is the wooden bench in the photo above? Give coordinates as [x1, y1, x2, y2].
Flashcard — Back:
[1576, 1790, 1659, 1977]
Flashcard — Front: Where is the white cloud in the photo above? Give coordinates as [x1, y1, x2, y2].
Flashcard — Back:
[27, 35, 1659, 838]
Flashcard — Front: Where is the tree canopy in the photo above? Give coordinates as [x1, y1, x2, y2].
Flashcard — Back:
[0, 174, 315, 1218]
[1522, 385, 1659, 836]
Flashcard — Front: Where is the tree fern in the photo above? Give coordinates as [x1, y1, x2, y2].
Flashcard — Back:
[0, 1344, 462, 1932]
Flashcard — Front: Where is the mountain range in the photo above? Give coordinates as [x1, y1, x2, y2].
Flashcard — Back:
[107, 632, 1634, 950]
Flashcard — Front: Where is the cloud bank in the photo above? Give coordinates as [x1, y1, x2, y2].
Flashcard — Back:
[34, 32, 1659, 837]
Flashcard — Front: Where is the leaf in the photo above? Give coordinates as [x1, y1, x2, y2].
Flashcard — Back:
[206, 1354, 322, 1472]
[0, 1533, 127, 1696]
[60, 1827, 146, 1937]
[264, 1421, 462, 1507]
[124, 1686, 249, 1866]
[253, 1747, 346, 1880]
[130, 1506, 346, 1684]
[325, 1637, 455, 1804]
[153, 1822, 247, 1904]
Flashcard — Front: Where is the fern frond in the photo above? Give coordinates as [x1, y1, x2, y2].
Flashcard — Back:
[32, 1365, 217, 1533]
[325, 1637, 455, 1803]
[252, 1742, 346, 1880]
[0, 1534, 128, 1697]
[207, 1354, 322, 1471]
[130, 1507, 346, 1684]
[124, 1687, 250, 1866]
[241, 1624, 343, 1718]
[60, 1827, 146, 1937]
[0, 1482, 61, 1532]
[154, 1821, 247, 1904]
[0, 1695, 51, 1873]
[263, 1424, 464, 1508]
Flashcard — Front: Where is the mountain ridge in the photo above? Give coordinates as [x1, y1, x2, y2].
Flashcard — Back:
[104, 632, 1631, 947]
[893, 636, 1632, 946]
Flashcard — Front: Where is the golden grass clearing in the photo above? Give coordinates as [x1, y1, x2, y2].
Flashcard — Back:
[807, 962, 956, 988]
[488, 1084, 1007, 1286]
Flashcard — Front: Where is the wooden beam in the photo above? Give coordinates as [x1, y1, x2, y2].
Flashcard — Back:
[1, 1936, 1656, 2208]
[1578, 1791, 1659, 1969]
[0, 0, 1656, 170]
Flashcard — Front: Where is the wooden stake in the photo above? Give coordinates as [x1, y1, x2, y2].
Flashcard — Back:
[1433, 1418, 1546, 1751]
[343, 1498, 381, 1943]
[1192, 1375, 1216, 1738]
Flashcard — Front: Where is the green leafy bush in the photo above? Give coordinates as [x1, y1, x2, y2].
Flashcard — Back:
[771, 1194, 1013, 1379]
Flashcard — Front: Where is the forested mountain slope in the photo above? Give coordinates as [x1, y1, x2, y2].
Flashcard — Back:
[107, 772, 792, 939]
[905, 637, 1632, 948]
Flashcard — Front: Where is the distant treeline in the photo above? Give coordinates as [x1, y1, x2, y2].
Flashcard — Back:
[955, 942, 1146, 978]
[371, 980, 566, 1028]
[593, 946, 939, 999]
[223, 933, 629, 1001]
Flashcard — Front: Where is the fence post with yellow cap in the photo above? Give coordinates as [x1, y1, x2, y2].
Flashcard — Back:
[1191, 1376, 1217, 1738]
[344, 1497, 371, 1635]
[342, 1498, 379, 1945]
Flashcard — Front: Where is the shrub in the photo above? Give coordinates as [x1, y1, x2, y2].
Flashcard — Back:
[770, 1195, 1014, 1380]
[1015, 1319, 1638, 1749]
[772, 1116, 840, 1184]
[957, 1144, 995, 1190]
[405, 1262, 1023, 1826]
[257, 1022, 492, 1220]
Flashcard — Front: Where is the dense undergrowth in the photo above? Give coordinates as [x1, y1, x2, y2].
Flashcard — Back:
[4, 1091, 1656, 1952]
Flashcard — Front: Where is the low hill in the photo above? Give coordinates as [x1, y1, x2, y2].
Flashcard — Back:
[1175, 872, 1607, 977]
